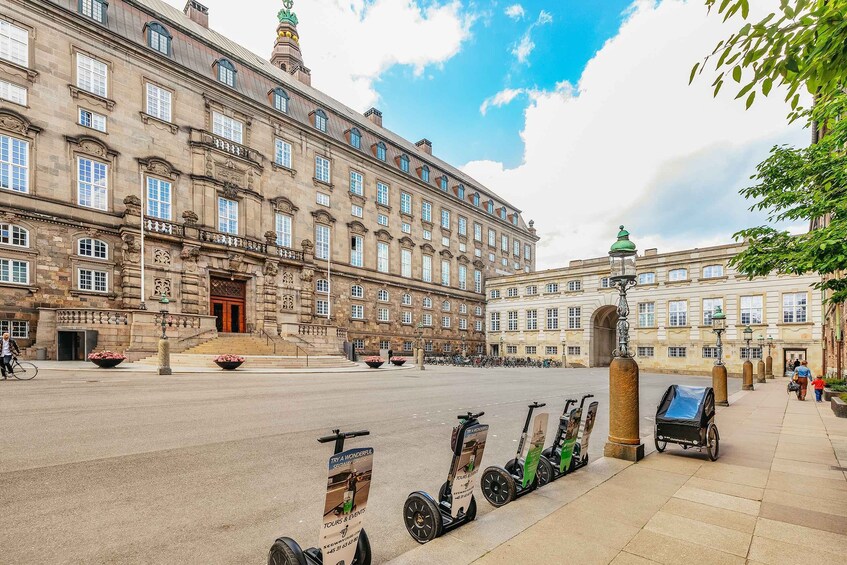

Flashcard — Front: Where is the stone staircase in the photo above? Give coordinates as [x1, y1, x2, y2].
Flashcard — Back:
[134, 333, 356, 369]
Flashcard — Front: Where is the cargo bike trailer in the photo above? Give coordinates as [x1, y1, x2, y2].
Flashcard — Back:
[654, 385, 719, 461]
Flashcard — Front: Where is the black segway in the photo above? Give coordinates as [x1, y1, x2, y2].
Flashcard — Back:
[403, 411, 488, 543]
[480, 402, 551, 507]
[537, 397, 580, 485]
[269, 429, 373, 565]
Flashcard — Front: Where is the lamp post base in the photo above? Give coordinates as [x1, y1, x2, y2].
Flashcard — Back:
[757, 360, 767, 383]
[604, 441, 644, 462]
[765, 356, 774, 379]
[606, 356, 644, 462]
[157, 338, 172, 376]
[712, 364, 729, 406]
[742, 360, 754, 391]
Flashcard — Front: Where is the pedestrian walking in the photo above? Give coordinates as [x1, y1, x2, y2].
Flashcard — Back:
[811, 375, 826, 403]
[793, 360, 812, 401]
[0, 332, 20, 379]
[792, 358, 801, 372]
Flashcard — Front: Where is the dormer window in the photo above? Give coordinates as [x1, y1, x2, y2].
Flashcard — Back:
[399, 154, 410, 173]
[512, 214, 518, 226]
[487, 201, 494, 214]
[440, 176, 448, 191]
[145, 22, 171, 56]
[375, 142, 386, 161]
[216, 59, 236, 87]
[420, 165, 430, 182]
[271, 87, 289, 113]
[313, 109, 328, 132]
[500, 208, 506, 220]
[79, 0, 107, 23]
[349, 128, 361, 149]
[456, 184, 465, 200]
[472, 193, 480, 207]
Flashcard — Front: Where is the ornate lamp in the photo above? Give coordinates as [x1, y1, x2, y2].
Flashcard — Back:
[711, 306, 726, 365]
[609, 226, 637, 358]
[743, 325, 753, 349]
[159, 293, 170, 340]
[742, 325, 754, 391]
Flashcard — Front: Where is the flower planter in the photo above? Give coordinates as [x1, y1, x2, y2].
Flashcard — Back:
[215, 361, 243, 371]
[823, 388, 843, 402]
[831, 396, 847, 418]
[365, 361, 384, 369]
[390, 360, 406, 367]
[90, 358, 124, 369]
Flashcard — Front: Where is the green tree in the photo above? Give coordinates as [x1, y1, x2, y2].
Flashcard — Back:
[694, 0, 847, 304]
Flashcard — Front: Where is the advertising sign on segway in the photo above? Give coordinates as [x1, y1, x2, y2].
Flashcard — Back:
[572, 400, 598, 470]
[321, 447, 374, 565]
[522, 412, 548, 489]
[558, 406, 582, 473]
[451, 423, 489, 517]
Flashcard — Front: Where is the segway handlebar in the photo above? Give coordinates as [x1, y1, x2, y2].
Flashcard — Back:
[529, 401, 546, 408]
[317, 429, 371, 443]
[457, 411, 484, 421]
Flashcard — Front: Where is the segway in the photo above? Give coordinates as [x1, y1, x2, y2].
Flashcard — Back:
[537, 396, 582, 485]
[570, 394, 598, 472]
[403, 411, 488, 543]
[480, 402, 551, 507]
[269, 429, 373, 565]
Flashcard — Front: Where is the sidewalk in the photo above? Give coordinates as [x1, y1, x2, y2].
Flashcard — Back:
[390, 378, 847, 565]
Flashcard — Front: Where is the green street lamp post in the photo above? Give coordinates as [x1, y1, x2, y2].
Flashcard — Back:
[756, 335, 767, 383]
[499, 335, 504, 359]
[766, 336, 775, 378]
[157, 293, 172, 376]
[742, 325, 754, 391]
[711, 306, 729, 406]
[604, 226, 644, 462]
[416, 321, 425, 371]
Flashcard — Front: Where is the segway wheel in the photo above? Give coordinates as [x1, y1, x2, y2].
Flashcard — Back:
[404, 492, 443, 543]
[307, 529, 371, 565]
[268, 537, 306, 565]
[480, 466, 516, 507]
[706, 423, 720, 461]
[536, 456, 553, 486]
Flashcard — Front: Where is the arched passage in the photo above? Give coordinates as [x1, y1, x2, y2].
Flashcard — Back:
[591, 306, 618, 367]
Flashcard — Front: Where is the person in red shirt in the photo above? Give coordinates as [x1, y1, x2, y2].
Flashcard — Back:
[811, 376, 826, 403]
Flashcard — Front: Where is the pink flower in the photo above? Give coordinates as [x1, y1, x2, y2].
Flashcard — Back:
[214, 354, 245, 363]
[364, 356, 384, 363]
[88, 351, 127, 361]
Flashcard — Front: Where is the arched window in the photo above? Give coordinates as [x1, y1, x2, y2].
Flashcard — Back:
[146, 22, 172, 56]
[487, 201, 494, 214]
[457, 184, 465, 200]
[420, 165, 430, 183]
[0, 224, 28, 248]
[77, 237, 108, 259]
[314, 109, 328, 132]
[377, 289, 389, 302]
[440, 176, 448, 191]
[500, 208, 507, 220]
[473, 193, 480, 207]
[351, 284, 364, 298]
[350, 128, 361, 149]
[216, 59, 236, 87]
[442, 300, 451, 311]
[402, 293, 412, 306]
[376, 142, 387, 161]
[422, 297, 432, 309]
[271, 87, 289, 113]
[316, 279, 329, 293]
[399, 154, 410, 173]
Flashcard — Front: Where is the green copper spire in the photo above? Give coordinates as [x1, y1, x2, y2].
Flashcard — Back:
[610, 225, 636, 253]
[278, 0, 299, 26]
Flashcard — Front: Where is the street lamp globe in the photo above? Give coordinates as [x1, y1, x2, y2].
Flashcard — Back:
[757, 335, 765, 348]
[743, 325, 753, 344]
[711, 306, 726, 332]
[609, 225, 637, 282]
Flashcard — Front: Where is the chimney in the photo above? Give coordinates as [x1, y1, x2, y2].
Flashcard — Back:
[645, 248, 658, 256]
[416, 139, 432, 155]
[364, 107, 382, 127]
[184, 0, 209, 28]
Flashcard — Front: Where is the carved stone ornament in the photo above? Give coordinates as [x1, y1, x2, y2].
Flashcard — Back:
[281, 271, 294, 285]
[141, 157, 180, 179]
[0, 110, 38, 137]
[182, 210, 199, 226]
[399, 236, 416, 249]
[227, 252, 245, 273]
[347, 221, 368, 235]
[221, 182, 239, 200]
[153, 249, 171, 265]
[180, 245, 200, 273]
[270, 197, 298, 214]
[310, 210, 336, 225]
[300, 267, 314, 283]
[264, 230, 277, 245]
[121, 233, 141, 264]
[154, 278, 172, 297]
[457, 255, 470, 265]
[281, 295, 294, 310]
[374, 229, 393, 242]
[301, 239, 314, 254]
[440, 249, 454, 259]
[263, 260, 279, 277]
[78, 138, 109, 158]
[421, 243, 435, 254]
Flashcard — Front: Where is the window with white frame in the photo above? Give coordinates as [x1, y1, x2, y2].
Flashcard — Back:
[600, 277, 611, 288]
[212, 112, 243, 143]
[507, 310, 518, 331]
[350, 284, 364, 298]
[637, 346, 654, 358]
[78, 108, 106, 132]
[0, 224, 28, 248]
[316, 279, 329, 294]
[638, 302, 655, 327]
[702, 298, 723, 326]
[376, 182, 389, 206]
[401, 222, 411, 234]
[442, 316, 451, 329]
[315, 224, 330, 260]
[146, 22, 171, 55]
[217, 197, 238, 234]
[316, 300, 328, 316]
[400, 192, 412, 215]
[77, 157, 108, 210]
[275, 213, 292, 248]
[378, 308, 390, 322]
[490, 289, 501, 299]
[525, 285, 537, 296]
[275, 139, 292, 168]
[377, 242, 389, 273]
[0, 320, 28, 339]
[525, 346, 537, 355]
[526, 309, 537, 330]
[567, 346, 581, 356]
[76, 53, 108, 97]
[401, 249, 412, 278]
[545, 282, 559, 293]
[524, 244, 532, 261]
[441, 260, 450, 286]
[349, 128, 361, 149]
[490, 311, 500, 331]
[76, 237, 107, 260]
[668, 268, 688, 282]
[439, 300, 450, 312]
[378, 214, 388, 227]
[79, 0, 107, 23]
[353, 339, 364, 351]
[474, 270, 482, 293]
[545, 346, 558, 356]
[459, 318, 468, 330]
[513, 240, 520, 257]
[488, 229, 496, 247]
[505, 345, 517, 355]
[703, 265, 724, 278]
[668, 301, 687, 327]
[568, 307, 581, 329]
[474, 223, 482, 241]
[271, 87, 289, 113]
[402, 311, 412, 324]
[638, 272, 656, 285]
[351, 205, 363, 218]
[216, 59, 236, 86]
[422, 255, 432, 283]
[421, 202, 432, 222]
[316, 192, 330, 207]
[423, 230, 432, 241]
[399, 154, 410, 173]
[740, 295, 763, 325]
[423, 297, 432, 309]
[146, 177, 172, 220]
[0, 258, 28, 284]
[546, 308, 559, 330]
[783, 293, 808, 323]
[501, 234, 508, 251]
[458, 216, 467, 236]
[78, 268, 107, 292]
[459, 303, 467, 314]
[567, 280, 582, 292]
[506, 287, 518, 298]
[741, 347, 763, 360]
[349, 171, 364, 195]
[350, 235, 363, 267]
[403, 341, 413, 352]
[0, 79, 26, 106]
[376, 142, 386, 161]
[475, 320, 483, 332]
[351, 304, 364, 319]
[313, 109, 328, 132]
[0, 21, 29, 67]
[458, 264, 467, 290]
[422, 313, 432, 327]
[315, 155, 331, 183]
[668, 347, 687, 358]
[702, 346, 719, 359]
[401, 293, 412, 306]
[441, 209, 450, 229]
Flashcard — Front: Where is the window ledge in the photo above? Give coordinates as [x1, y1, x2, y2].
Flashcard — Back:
[0, 282, 38, 293]
[0, 60, 38, 83]
[668, 325, 692, 329]
[700, 275, 728, 282]
[70, 289, 117, 299]
[312, 178, 333, 190]
[68, 85, 115, 111]
[348, 192, 366, 205]
[270, 162, 297, 177]
[421, 220, 434, 230]
[376, 202, 392, 212]
[777, 322, 813, 327]
[665, 279, 692, 285]
[565, 289, 584, 294]
[637, 282, 659, 288]
[139, 112, 178, 134]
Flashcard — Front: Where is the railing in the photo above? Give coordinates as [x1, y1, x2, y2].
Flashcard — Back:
[57, 310, 129, 325]
[164, 314, 203, 329]
[299, 324, 328, 337]
[145, 218, 184, 237]
[278, 246, 305, 262]
[196, 130, 263, 164]
[336, 327, 348, 340]
[258, 327, 277, 355]
[199, 229, 268, 253]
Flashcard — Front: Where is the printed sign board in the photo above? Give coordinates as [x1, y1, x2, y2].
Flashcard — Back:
[579, 402, 599, 460]
[522, 412, 549, 488]
[320, 447, 374, 565]
[558, 408, 582, 473]
[451, 423, 488, 518]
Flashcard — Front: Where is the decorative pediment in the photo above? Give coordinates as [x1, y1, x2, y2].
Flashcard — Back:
[214, 158, 247, 188]
[270, 196, 299, 214]
[398, 236, 416, 249]
[0, 109, 41, 138]
[439, 249, 454, 259]
[346, 221, 368, 234]
[138, 157, 181, 180]
[457, 255, 470, 265]
[66, 135, 118, 159]
[421, 243, 435, 254]
[221, 182, 239, 199]
[473, 259, 486, 269]
[374, 229, 392, 242]
[311, 210, 336, 224]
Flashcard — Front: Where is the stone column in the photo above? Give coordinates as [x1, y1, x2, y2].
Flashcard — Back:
[604, 356, 644, 461]
[757, 359, 767, 383]
[742, 360, 754, 391]
[765, 355, 774, 379]
[712, 363, 729, 406]
[180, 245, 201, 315]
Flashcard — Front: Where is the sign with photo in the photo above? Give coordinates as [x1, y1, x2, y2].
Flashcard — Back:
[320, 447, 374, 565]
[579, 402, 599, 459]
[558, 408, 582, 473]
[451, 423, 488, 518]
[522, 412, 549, 489]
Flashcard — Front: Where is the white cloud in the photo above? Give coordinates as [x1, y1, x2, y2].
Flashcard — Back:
[511, 10, 554, 64]
[162, 0, 473, 111]
[465, 0, 809, 269]
[480, 88, 527, 115]
[505, 4, 525, 21]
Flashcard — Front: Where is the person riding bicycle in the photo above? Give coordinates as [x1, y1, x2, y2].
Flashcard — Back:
[1, 332, 21, 379]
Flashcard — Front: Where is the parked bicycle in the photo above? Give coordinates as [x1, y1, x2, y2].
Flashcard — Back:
[2, 356, 38, 380]
[424, 355, 562, 369]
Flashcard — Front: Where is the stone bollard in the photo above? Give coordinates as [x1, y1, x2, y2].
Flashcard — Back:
[742, 360, 754, 391]
[417, 348, 425, 371]
[757, 360, 766, 383]
[712, 364, 729, 406]
[604, 357, 644, 462]
[158, 338, 172, 376]
[765, 356, 774, 379]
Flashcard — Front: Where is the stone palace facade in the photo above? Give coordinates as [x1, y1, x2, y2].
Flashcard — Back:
[0, 0, 537, 359]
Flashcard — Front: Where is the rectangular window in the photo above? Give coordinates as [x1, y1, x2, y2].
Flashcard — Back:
[505, 345, 517, 355]
[316, 192, 330, 207]
[402, 311, 412, 325]
[441, 260, 450, 286]
[545, 283, 559, 293]
[217, 197, 238, 234]
[77, 157, 108, 210]
[378, 308, 390, 322]
[441, 209, 450, 229]
[441, 236, 450, 247]
[474, 270, 482, 293]
[513, 240, 520, 257]
[567, 280, 582, 292]
[1, 21, 28, 67]
[145, 83, 172, 122]
[403, 341, 413, 352]
[275, 213, 292, 248]
[422, 201, 432, 222]
[377, 242, 389, 273]
[490, 289, 501, 299]
[638, 272, 656, 285]
[423, 230, 432, 241]
[703, 265, 724, 278]
[315, 155, 331, 183]
[458, 264, 467, 290]
[668, 301, 687, 327]
[526, 309, 537, 330]
[488, 229, 496, 247]
[378, 214, 388, 227]
[740, 295, 763, 325]
[568, 307, 581, 329]
[668, 268, 688, 282]
[401, 222, 411, 234]
[507, 310, 518, 331]
[501, 234, 508, 251]
[668, 347, 687, 358]
[702, 346, 719, 359]
[600, 277, 611, 289]
[212, 112, 243, 143]
[146, 177, 172, 220]
[315, 224, 330, 260]
[741, 347, 763, 360]
[314, 112, 327, 132]
[783, 293, 808, 323]
[78, 268, 107, 292]
[545, 346, 558, 356]
[316, 300, 329, 317]
[524, 244, 531, 261]
[78, 108, 107, 132]
[702, 298, 723, 326]
[0, 135, 29, 193]
[351, 205, 363, 218]
[490, 312, 500, 331]
[353, 339, 364, 351]
[458, 216, 467, 236]
[351, 304, 364, 320]
[474, 223, 482, 242]
[475, 320, 483, 332]
[0, 79, 26, 106]
[525, 346, 537, 355]
[400, 192, 412, 215]
[638, 303, 655, 327]
[459, 318, 468, 330]
[350, 235, 363, 267]
[442, 316, 451, 329]
[0, 320, 29, 339]
[525, 285, 537, 296]
[546, 308, 559, 330]
[423, 313, 432, 327]
[422, 255, 432, 283]
[567, 346, 581, 356]
[637, 346, 654, 358]
[0, 258, 28, 284]
[80, 0, 106, 22]
[349, 171, 364, 195]
[76, 53, 108, 97]
[401, 249, 412, 278]
[275, 139, 292, 168]
[376, 182, 389, 206]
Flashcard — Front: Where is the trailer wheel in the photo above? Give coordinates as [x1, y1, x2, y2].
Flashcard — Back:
[706, 423, 720, 461]
[481, 466, 516, 507]
[404, 492, 443, 543]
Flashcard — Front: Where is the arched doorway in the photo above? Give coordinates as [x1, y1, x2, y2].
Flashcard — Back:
[591, 306, 618, 367]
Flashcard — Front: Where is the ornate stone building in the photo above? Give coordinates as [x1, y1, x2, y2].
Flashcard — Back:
[486, 242, 823, 376]
[0, 0, 537, 359]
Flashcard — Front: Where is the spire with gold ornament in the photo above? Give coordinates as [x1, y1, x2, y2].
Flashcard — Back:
[271, 0, 311, 85]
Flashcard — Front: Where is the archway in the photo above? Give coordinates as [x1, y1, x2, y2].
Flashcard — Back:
[591, 306, 618, 367]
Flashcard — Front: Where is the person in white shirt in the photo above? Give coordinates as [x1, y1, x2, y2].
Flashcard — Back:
[1, 332, 20, 379]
